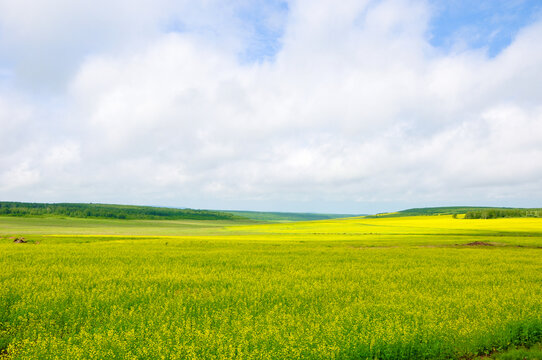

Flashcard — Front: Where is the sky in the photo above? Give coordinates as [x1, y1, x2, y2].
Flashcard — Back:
[1, 0, 542, 214]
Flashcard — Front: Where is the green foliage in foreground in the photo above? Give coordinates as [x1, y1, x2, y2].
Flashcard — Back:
[0, 202, 244, 221]
[465, 208, 542, 219]
[1, 216, 542, 359]
[223, 210, 359, 222]
[491, 344, 542, 360]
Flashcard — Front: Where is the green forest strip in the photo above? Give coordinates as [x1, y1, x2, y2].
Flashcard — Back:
[464, 208, 542, 219]
[371, 206, 542, 218]
[0, 202, 246, 221]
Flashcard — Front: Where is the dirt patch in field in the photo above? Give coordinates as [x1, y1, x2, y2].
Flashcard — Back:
[351, 246, 401, 249]
[462, 241, 494, 246]
[420, 242, 499, 248]
[418, 242, 542, 249]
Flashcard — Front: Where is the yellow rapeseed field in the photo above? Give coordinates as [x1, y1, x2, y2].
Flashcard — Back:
[1, 215, 541, 359]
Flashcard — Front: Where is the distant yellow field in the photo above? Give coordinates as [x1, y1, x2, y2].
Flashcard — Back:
[234, 215, 542, 235]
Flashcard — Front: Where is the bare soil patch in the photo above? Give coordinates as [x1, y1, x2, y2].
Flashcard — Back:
[463, 241, 494, 246]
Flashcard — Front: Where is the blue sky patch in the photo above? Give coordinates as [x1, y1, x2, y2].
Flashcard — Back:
[428, 0, 542, 57]
[237, 0, 289, 64]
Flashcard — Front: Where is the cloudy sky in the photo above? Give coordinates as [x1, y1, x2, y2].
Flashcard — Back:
[1, 0, 542, 214]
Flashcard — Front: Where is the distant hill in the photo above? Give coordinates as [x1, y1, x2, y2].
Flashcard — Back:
[0, 202, 244, 221]
[391, 206, 497, 216]
[223, 210, 360, 222]
[372, 206, 542, 218]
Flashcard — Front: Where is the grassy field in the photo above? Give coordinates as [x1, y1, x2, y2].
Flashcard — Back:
[1, 215, 541, 359]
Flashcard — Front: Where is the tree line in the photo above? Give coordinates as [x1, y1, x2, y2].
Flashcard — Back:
[464, 208, 541, 219]
[0, 202, 243, 220]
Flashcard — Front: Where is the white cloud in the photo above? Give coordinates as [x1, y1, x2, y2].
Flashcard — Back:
[0, 0, 541, 212]
[0, 162, 40, 190]
[44, 142, 81, 168]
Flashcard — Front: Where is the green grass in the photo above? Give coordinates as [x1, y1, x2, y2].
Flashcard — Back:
[492, 344, 542, 359]
[472, 343, 542, 359]
[0, 216, 254, 236]
[1, 215, 541, 359]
